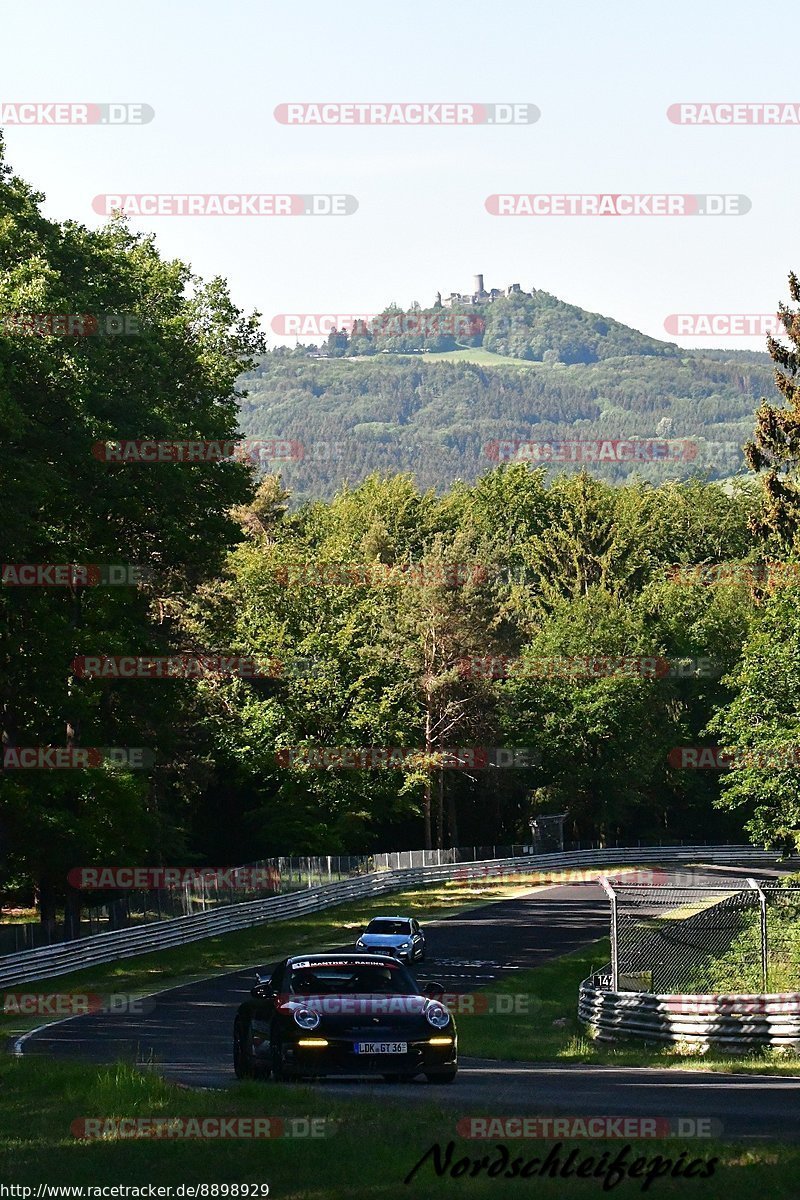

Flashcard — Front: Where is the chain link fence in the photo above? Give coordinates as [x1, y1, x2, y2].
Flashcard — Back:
[0, 843, 534, 953]
[604, 877, 800, 994]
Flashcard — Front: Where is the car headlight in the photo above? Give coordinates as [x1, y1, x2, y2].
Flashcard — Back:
[356, 939, 365, 948]
[425, 1002, 451, 1029]
[293, 1007, 321, 1030]
[400, 942, 411, 951]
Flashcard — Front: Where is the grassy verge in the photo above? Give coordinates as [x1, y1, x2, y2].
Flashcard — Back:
[0, 878, 550, 1040]
[458, 940, 800, 1075]
[0, 1055, 798, 1195]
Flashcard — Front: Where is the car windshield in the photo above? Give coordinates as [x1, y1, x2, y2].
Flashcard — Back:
[366, 919, 411, 935]
[287, 962, 417, 995]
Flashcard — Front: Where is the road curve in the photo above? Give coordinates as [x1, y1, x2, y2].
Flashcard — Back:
[17, 866, 800, 1140]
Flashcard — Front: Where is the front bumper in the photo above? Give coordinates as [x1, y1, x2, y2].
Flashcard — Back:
[357, 945, 413, 960]
[276, 1036, 457, 1078]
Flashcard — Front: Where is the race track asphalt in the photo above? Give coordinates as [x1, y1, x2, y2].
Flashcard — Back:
[16, 865, 800, 1140]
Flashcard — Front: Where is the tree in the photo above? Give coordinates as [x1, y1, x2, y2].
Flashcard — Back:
[374, 534, 503, 848]
[745, 272, 800, 547]
[707, 583, 800, 849]
[0, 134, 264, 928]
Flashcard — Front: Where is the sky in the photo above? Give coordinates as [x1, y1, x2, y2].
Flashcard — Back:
[1, 0, 797, 350]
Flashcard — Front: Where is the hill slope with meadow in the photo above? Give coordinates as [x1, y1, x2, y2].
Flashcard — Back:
[239, 287, 774, 500]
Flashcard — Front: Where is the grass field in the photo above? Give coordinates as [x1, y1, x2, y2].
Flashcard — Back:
[391, 347, 546, 367]
[1, 1055, 799, 1196]
[458, 940, 800, 1075]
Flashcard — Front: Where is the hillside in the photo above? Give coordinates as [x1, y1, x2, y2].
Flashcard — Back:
[239, 290, 774, 500]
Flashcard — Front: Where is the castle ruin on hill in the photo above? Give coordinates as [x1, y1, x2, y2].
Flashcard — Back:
[436, 274, 531, 308]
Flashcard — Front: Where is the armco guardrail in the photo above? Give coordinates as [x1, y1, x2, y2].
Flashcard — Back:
[579, 980, 800, 1047]
[0, 845, 787, 987]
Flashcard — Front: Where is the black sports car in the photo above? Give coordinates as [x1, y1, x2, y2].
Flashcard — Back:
[233, 952, 457, 1082]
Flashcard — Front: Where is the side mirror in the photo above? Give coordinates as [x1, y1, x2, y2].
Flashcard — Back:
[251, 973, 274, 1000]
[423, 981, 445, 998]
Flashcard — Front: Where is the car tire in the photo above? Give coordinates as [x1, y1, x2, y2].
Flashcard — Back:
[270, 1036, 295, 1083]
[425, 1068, 457, 1084]
[233, 1015, 268, 1080]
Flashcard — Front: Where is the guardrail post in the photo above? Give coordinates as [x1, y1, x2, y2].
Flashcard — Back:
[747, 878, 768, 993]
[600, 877, 618, 991]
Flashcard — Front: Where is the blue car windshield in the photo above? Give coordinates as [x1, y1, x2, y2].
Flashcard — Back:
[366, 920, 411, 935]
[288, 963, 417, 995]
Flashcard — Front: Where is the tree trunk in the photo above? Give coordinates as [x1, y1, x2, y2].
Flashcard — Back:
[447, 784, 459, 847]
[423, 777, 432, 850]
[64, 887, 82, 941]
[37, 876, 58, 940]
[423, 702, 433, 850]
[108, 897, 128, 930]
[435, 770, 444, 849]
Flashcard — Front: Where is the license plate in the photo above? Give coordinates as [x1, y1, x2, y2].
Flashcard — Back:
[355, 1041, 407, 1054]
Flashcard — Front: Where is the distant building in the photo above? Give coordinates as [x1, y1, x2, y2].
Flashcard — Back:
[437, 275, 530, 306]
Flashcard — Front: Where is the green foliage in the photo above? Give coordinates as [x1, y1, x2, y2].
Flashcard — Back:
[180, 470, 760, 854]
[239, 348, 772, 502]
[745, 272, 800, 547]
[0, 136, 263, 918]
[707, 582, 800, 848]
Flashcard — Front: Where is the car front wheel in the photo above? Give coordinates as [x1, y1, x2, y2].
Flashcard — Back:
[234, 1015, 258, 1079]
[234, 1014, 270, 1080]
[270, 1036, 296, 1082]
